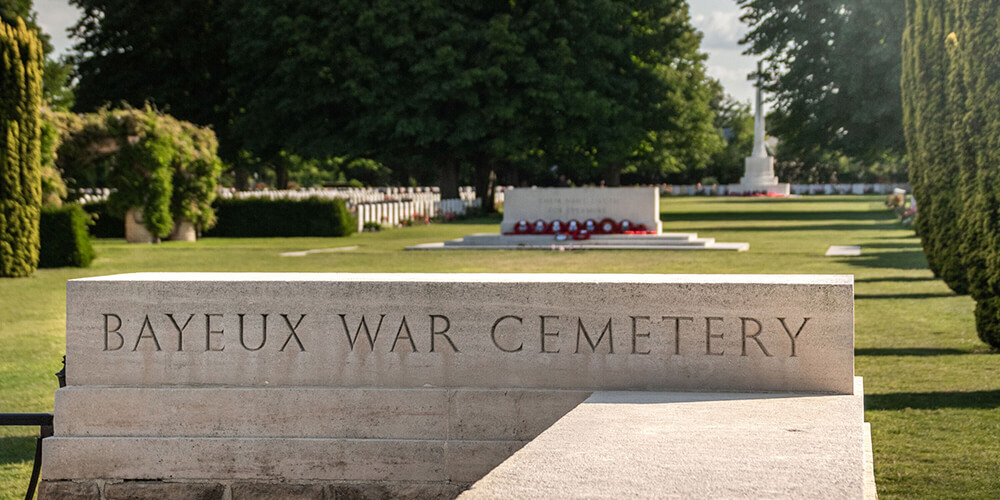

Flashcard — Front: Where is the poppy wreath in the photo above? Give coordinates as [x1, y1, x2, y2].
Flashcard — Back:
[532, 219, 549, 234]
[550, 220, 565, 234]
[598, 218, 618, 234]
[513, 220, 531, 234]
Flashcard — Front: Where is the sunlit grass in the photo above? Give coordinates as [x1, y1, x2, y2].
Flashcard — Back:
[1, 195, 997, 498]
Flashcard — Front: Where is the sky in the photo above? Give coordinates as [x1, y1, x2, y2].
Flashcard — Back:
[33, 0, 756, 104]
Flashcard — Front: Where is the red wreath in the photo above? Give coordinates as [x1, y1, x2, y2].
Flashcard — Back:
[513, 220, 530, 234]
[573, 229, 591, 240]
[597, 218, 618, 234]
[549, 220, 565, 234]
[532, 219, 549, 234]
[566, 219, 582, 234]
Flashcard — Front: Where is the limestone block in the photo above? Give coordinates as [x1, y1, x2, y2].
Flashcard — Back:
[104, 481, 225, 500]
[53, 387, 588, 442]
[501, 187, 661, 234]
[326, 482, 468, 500]
[43, 437, 446, 481]
[65, 273, 855, 394]
[38, 480, 100, 500]
[231, 482, 324, 500]
[54, 387, 450, 439]
[461, 378, 867, 500]
[448, 389, 590, 441]
[124, 208, 157, 244]
[168, 218, 197, 242]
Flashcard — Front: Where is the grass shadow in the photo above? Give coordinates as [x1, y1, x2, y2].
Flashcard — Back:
[866, 390, 1000, 410]
[663, 210, 895, 223]
[855, 347, 972, 356]
[836, 250, 928, 270]
[855, 292, 958, 300]
[683, 223, 903, 233]
[855, 276, 938, 283]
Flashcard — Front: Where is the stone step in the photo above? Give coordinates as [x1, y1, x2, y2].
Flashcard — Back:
[43, 436, 523, 483]
[461, 378, 868, 500]
[53, 387, 589, 441]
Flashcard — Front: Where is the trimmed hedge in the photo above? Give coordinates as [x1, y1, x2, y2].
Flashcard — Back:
[82, 201, 125, 238]
[39, 205, 94, 268]
[205, 198, 356, 238]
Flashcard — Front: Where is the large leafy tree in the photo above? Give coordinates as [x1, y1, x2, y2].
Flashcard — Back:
[70, 1, 231, 152]
[739, 0, 907, 167]
[69, 1, 718, 203]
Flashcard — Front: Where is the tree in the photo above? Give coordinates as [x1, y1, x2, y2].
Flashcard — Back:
[70, 1, 720, 202]
[902, 0, 1000, 349]
[0, 17, 44, 277]
[703, 84, 754, 185]
[739, 0, 907, 167]
[2, 0, 74, 110]
[70, 1, 231, 153]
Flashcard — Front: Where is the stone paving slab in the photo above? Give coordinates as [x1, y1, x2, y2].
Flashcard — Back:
[461, 378, 868, 499]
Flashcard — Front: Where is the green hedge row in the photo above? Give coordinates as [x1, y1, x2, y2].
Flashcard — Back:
[204, 198, 356, 238]
[82, 201, 125, 238]
[902, 0, 1000, 348]
[40, 205, 94, 268]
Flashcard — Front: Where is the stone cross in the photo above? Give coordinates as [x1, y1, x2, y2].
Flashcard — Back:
[748, 61, 768, 159]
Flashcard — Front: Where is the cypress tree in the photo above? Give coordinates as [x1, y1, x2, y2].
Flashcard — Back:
[0, 18, 43, 277]
[903, 1, 968, 294]
[957, 0, 1000, 348]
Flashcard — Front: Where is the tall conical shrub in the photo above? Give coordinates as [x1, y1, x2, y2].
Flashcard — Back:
[0, 18, 44, 277]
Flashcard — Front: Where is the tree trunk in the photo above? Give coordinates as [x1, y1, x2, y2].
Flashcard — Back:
[474, 159, 497, 213]
[235, 169, 250, 190]
[605, 164, 622, 187]
[438, 159, 460, 199]
[275, 162, 289, 189]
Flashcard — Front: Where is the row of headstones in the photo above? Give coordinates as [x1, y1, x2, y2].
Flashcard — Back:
[353, 198, 483, 231]
[665, 183, 909, 196]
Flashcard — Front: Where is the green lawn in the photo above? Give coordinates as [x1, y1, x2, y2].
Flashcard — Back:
[1, 195, 998, 499]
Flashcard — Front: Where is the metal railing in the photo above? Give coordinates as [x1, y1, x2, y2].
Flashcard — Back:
[0, 358, 64, 500]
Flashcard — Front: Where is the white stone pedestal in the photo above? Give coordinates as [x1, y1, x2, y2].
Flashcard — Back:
[728, 156, 791, 196]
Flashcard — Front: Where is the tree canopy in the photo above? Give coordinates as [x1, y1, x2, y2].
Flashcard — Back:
[739, 0, 907, 170]
[68, 0, 720, 201]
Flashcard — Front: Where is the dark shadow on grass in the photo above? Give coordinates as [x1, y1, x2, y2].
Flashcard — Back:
[663, 210, 894, 223]
[855, 276, 937, 283]
[861, 242, 924, 250]
[855, 347, 970, 356]
[836, 250, 929, 271]
[856, 292, 957, 300]
[681, 223, 903, 233]
[706, 197, 883, 204]
[866, 390, 1000, 410]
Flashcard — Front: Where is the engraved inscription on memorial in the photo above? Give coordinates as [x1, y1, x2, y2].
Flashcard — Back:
[99, 311, 811, 358]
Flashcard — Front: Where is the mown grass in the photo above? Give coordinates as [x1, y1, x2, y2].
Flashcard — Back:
[1, 195, 998, 499]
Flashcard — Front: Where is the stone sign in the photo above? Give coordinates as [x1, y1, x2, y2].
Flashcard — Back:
[500, 187, 663, 234]
[42, 273, 860, 499]
[64, 273, 853, 393]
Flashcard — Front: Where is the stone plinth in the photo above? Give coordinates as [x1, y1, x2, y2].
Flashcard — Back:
[43, 272, 862, 499]
[728, 156, 791, 196]
[501, 187, 662, 234]
[124, 208, 158, 243]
